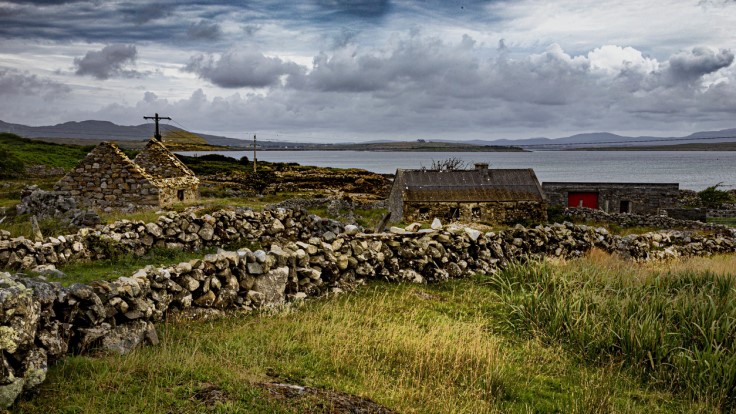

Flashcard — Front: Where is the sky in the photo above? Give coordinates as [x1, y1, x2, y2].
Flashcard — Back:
[0, 0, 735, 143]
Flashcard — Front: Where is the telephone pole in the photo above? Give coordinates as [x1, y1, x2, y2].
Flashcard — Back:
[253, 134, 257, 173]
[143, 113, 171, 141]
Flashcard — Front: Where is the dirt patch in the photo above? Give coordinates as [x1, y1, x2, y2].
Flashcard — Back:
[190, 382, 230, 406]
[259, 382, 396, 414]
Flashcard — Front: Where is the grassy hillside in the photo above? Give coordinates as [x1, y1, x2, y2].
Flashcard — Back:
[0, 132, 93, 170]
[161, 129, 231, 151]
[15, 252, 735, 413]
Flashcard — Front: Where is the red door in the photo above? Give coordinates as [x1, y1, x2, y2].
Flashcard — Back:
[568, 192, 598, 209]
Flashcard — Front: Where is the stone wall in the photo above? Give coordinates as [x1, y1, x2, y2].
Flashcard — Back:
[564, 207, 732, 234]
[543, 182, 680, 215]
[2, 209, 735, 407]
[707, 209, 736, 219]
[0, 208, 346, 271]
[16, 186, 77, 218]
[403, 200, 547, 225]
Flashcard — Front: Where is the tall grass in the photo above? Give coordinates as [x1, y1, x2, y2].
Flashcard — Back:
[486, 251, 736, 409]
[16, 278, 710, 413]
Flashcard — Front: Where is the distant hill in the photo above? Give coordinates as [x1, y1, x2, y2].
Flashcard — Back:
[464, 129, 736, 149]
[1, 119, 735, 150]
[0, 120, 251, 149]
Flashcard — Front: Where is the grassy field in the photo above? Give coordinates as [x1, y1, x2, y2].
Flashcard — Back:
[13, 252, 735, 413]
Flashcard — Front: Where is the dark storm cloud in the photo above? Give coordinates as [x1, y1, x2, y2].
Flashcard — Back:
[315, 0, 390, 17]
[74, 44, 139, 79]
[187, 21, 222, 41]
[184, 52, 306, 88]
[118, 2, 173, 24]
[665, 47, 734, 83]
[0, 68, 70, 97]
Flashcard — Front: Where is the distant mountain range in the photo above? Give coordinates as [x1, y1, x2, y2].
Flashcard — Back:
[1, 119, 735, 150]
[0, 119, 253, 148]
[464, 129, 736, 148]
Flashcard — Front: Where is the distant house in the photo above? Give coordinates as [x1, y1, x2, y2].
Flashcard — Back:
[54, 139, 199, 210]
[388, 163, 547, 224]
[542, 182, 679, 215]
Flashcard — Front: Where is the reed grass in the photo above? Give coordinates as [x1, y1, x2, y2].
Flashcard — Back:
[486, 250, 736, 410]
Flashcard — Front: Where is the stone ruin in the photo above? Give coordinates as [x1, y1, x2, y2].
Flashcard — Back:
[53, 139, 199, 211]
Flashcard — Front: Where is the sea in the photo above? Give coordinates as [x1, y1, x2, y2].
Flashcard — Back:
[177, 150, 736, 191]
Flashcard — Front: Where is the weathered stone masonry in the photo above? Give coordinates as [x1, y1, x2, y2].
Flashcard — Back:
[543, 182, 679, 215]
[1, 209, 735, 407]
[53, 140, 199, 210]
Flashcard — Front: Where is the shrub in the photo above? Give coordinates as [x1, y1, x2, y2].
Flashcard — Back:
[0, 148, 26, 178]
[698, 183, 734, 208]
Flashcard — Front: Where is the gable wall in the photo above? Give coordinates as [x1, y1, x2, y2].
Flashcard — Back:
[54, 143, 160, 209]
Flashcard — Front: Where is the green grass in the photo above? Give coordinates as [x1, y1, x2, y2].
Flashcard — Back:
[0, 133, 92, 171]
[485, 251, 736, 410]
[708, 217, 736, 227]
[15, 255, 728, 413]
[46, 247, 218, 286]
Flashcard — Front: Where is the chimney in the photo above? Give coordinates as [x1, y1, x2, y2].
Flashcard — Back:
[474, 162, 489, 171]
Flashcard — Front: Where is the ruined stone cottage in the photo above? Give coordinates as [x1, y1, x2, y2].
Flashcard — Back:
[542, 182, 679, 215]
[388, 163, 547, 224]
[54, 139, 199, 210]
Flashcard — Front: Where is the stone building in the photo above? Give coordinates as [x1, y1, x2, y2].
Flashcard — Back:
[542, 182, 679, 215]
[54, 139, 199, 210]
[388, 163, 547, 224]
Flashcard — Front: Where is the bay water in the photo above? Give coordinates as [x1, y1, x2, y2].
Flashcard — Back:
[178, 150, 736, 191]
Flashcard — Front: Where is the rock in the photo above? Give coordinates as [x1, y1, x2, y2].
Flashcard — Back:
[30, 216, 44, 243]
[99, 321, 158, 355]
[431, 218, 442, 230]
[405, 223, 422, 232]
[344, 225, 360, 236]
[252, 267, 288, 306]
[198, 224, 215, 241]
[389, 226, 406, 234]
[323, 231, 337, 242]
[464, 227, 482, 242]
[193, 291, 216, 307]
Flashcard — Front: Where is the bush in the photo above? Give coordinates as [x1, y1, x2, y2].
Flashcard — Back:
[239, 156, 249, 166]
[0, 148, 26, 178]
[698, 183, 734, 208]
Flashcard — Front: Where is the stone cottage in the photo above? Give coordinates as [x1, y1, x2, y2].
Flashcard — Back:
[542, 182, 679, 215]
[388, 163, 547, 224]
[54, 139, 199, 210]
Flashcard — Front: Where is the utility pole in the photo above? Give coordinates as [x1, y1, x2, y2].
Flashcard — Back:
[253, 134, 257, 173]
[143, 113, 171, 141]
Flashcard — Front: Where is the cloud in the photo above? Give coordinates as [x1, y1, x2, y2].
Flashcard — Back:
[665, 47, 734, 83]
[187, 20, 222, 41]
[74, 44, 140, 79]
[316, 0, 391, 18]
[119, 2, 173, 24]
[184, 51, 305, 88]
[0, 68, 70, 97]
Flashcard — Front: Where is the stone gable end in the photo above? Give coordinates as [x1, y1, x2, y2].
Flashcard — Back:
[54, 142, 160, 209]
[133, 139, 196, 179]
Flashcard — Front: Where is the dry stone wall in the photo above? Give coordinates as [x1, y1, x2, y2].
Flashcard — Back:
[564, 207, 733, 235]
[0, 208, 345, 271]
[1, 209, 736, 408]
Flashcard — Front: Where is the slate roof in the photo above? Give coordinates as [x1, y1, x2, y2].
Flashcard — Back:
[397, 168, 545, 202]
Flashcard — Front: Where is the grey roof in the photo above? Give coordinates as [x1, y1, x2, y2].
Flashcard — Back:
[397, 168, 545, 202]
